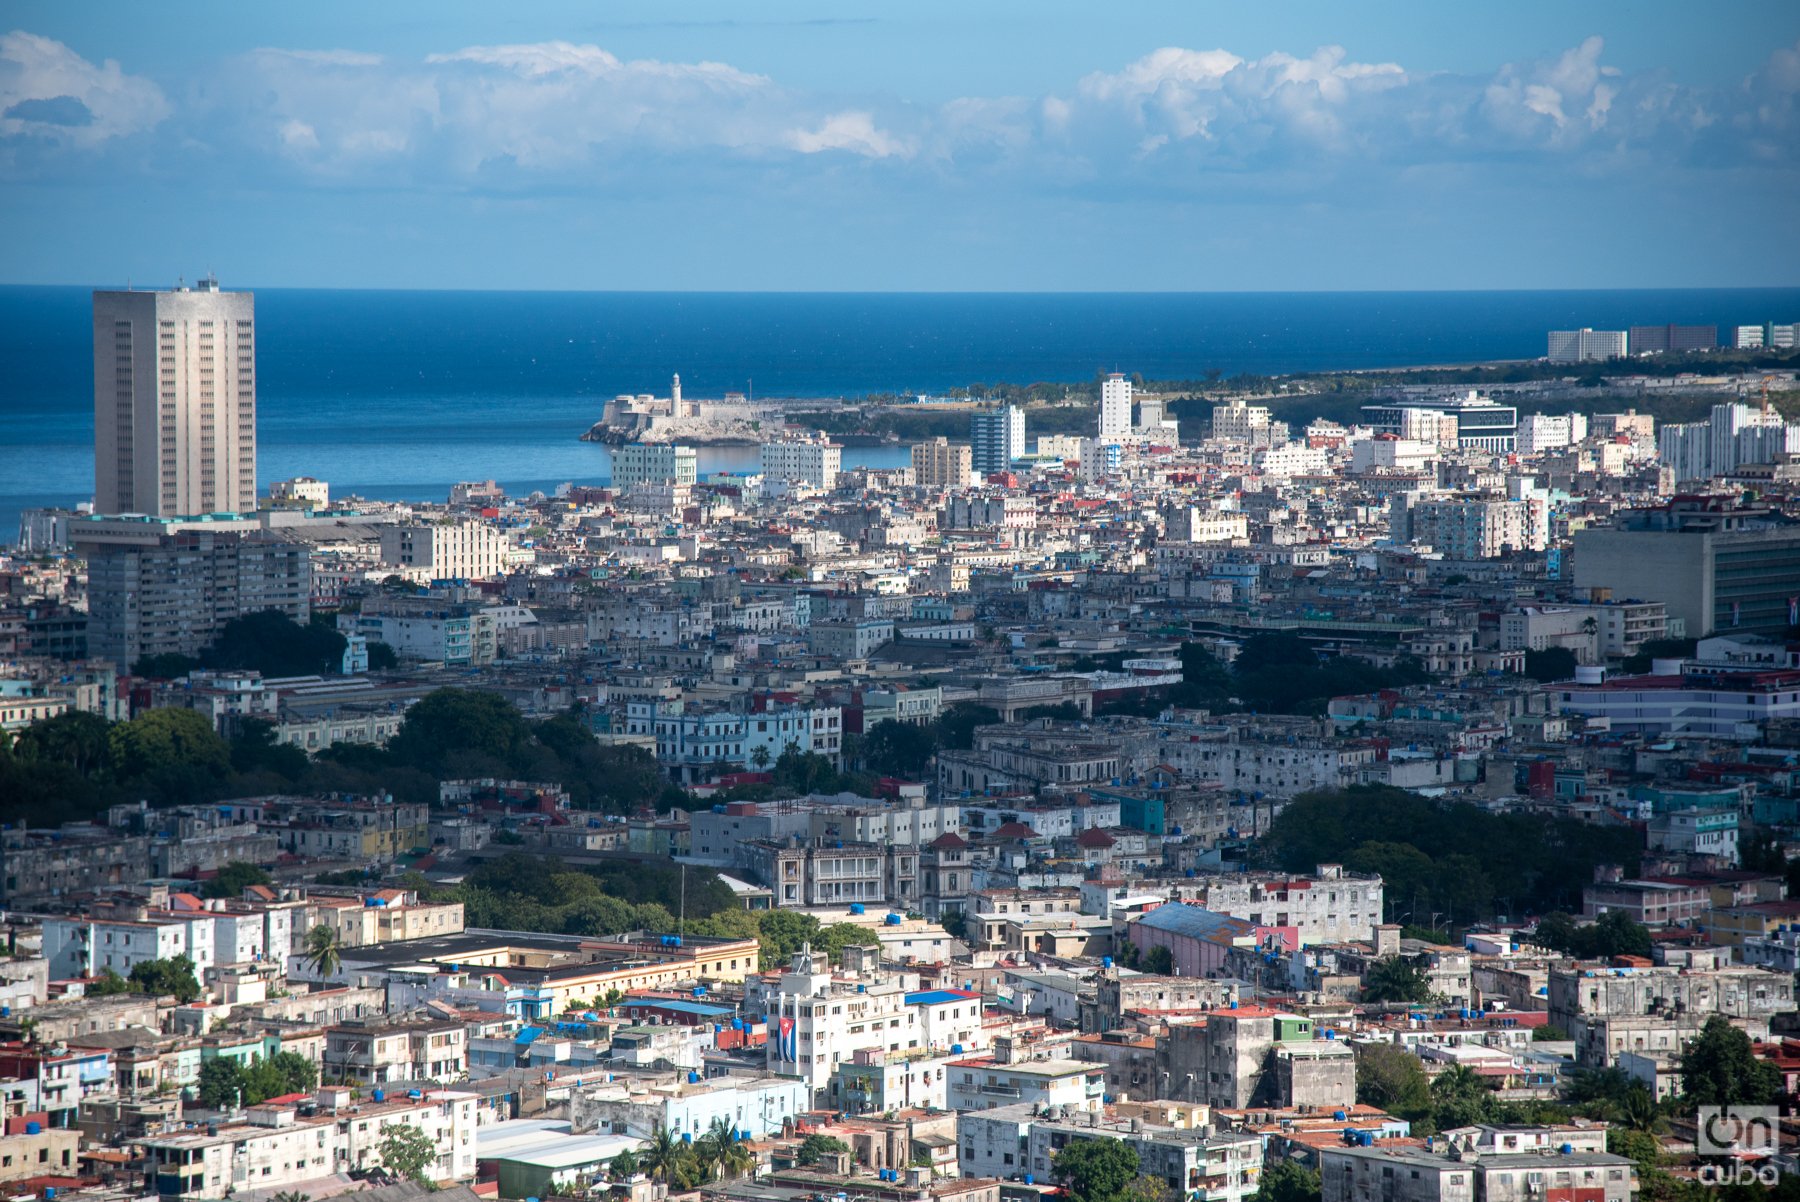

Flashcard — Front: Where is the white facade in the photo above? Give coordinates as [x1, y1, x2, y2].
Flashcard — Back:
[1517, 413, 1590, 456]
[93, 277, 257, 517]
[1351, 437, 1435, 473]
[269, 477, 329, 507]
[971, 405, 1027, 475]
[1099, 374, 1133, 440]
[379, 522, 508, 582]
[760, 438, 842, 490]
[612, 443, 698, 491]
[1547, 329, 1628, 363]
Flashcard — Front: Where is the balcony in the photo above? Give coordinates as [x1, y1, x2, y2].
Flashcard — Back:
[978, 1082, 1022, 1098]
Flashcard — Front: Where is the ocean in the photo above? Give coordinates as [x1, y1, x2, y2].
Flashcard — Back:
[4, 286, 1799, 536]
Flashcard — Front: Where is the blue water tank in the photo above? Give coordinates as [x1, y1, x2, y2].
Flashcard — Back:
[25, 1121, 41, 1135]
[1102, 957, 1113, 969]
[682, 1132, 692, 1143]
[951, 1043, 964, 1054]
[372, 1089, 385, 1102]
[1333, 1110, 1346, 1121]
[1229, 1001, 1238, 1009]
[407, 1090, 422, 1100]
[1560, 1144, 1574, 1154]
[857, 983, 866, 993]
[886, 913, 902, 926]
[689, 1071, 700, 1083]
[850, 903, 866, 915]
[1024, 1176, 1034, 1186]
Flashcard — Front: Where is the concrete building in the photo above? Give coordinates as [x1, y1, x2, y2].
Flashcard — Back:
[379, 521, 508, 582]
[1629, 324, 1717, 354]
[74, 516, 310, 669]
[1395, 496, 1534, 559]
[1572, 498, 1800, 636]
[1362, 394, 1516, 452]
[1321, 1146, 1635, 1202]
[1515, 413, 1588, 456]
[1546, 328, 1628, 363]
[613, 442, 699, 491]
[1161, 1007, 1352, 1109]
[1100, 374, 1133, 440]
[912, 438, 973, 491]
[971, 405, 1026, 475]
[268, 476, 328, 508]
[93, 276, 256, 517]
[761, 436, 842, 490]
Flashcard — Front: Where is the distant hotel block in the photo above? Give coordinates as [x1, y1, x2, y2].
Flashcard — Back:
[910, 437, 972, 491]
[1657, 402, 1800, 485]
[1629, 324, 1717, 354]
[1735, 322, 1800, 350]
[1211, 398, 1287, 447]
[760, 435, 842, 491]
[970, 404, 1025, 476]
[1546, 328, 1627, 363]
[1362, 392, 1517, 452]
[93, 275, 256, 516]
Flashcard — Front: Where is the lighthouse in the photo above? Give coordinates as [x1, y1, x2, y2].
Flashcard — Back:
[672, 373, 682, 409]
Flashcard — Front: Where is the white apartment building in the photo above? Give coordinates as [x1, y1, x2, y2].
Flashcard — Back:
[93, 276, 257, 517]
[613, 443, 698, 491]
[43, 912, 219, 979]
[1099, 373, 1133, 440]
[1547, 328, 1628, 362]
[269, 476, 329, 508]
[1176, 866, 1385, 945]
[378, 522, 508, 582]
[1350, 437, 1436, 474]
[141, 1088, 477, 1199]
[945, 1053, 1104, 1114]
[1211, 398, 1286, 446]
[1398, 496, 1534, 558]
[1517, 412, 1590, 456]
[763, 951, 922, 1101]
[761, 437, 842, 490]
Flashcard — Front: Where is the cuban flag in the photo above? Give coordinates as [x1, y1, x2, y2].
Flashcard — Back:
[779, 1016, 796, 1063]
[1733, 602, 1742, 627]
[1789, 596, 1798, 627]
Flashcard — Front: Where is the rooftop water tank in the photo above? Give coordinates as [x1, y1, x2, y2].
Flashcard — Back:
[1573, 665, 1604, 685]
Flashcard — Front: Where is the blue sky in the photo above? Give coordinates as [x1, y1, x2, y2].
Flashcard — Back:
[3, 1, 1798, 291]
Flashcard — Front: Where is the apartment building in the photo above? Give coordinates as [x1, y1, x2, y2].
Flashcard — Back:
[761, 436, 842, 490]
[912, 438, 973, 491]
[378, 521, 509, 583]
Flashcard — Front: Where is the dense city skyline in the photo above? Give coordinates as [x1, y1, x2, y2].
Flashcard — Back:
[3, 0, 1798, 290]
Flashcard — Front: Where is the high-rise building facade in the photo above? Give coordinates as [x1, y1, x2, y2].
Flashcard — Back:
[970, 405, 1025, 476]
[1628, 324, 1717, 354]
[760, 436, 842, 490]
[93, 276, 256, 516]
[612, 443, 699, 491]
[73, 516, 310, 669]
[910, 437, 972, 491]
[1099, 373, 1132, 439]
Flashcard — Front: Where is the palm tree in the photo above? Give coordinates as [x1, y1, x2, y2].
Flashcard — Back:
[640, 1126, 687, 1183]
[1618, 1084, 1666, 1134]
[303, 925, 342, 979]
[699, 1117, 753, 1181]
[1361, 955, 1432, 1004]
[750, 745, 771, 771]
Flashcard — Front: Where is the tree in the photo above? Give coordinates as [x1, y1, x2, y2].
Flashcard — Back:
[12, 710, 113, 776]
[366, 641, 399, 671]
[242, 1052, 318, 1104]
[202, 610, 347, 678]
[387, 688, 535, 772]
[129, 956, 201, 1003]
[230, 719, 309, 780]
[1172, 642, 1232, 708]
[795, 1133, 850, 1167]
[1429, 1065, 1497, 1130]
[861, 720, 938, 777]
[1251, 1159, 1322, 1202]
[203, 861, 272, 899]
[109, 707, 231, 783]
[642, 1126, 692, 1181]
[1355, 1044, 1431, 1121]
[936, 703, 1000, 751]
[195, 1057, 248, 1109]
[1524, 647, 1578, 682]
[1142, 945, 1175, 976]
[610, 1148, 640, 1180]
[1053, 1137, 1142, 1202]
[87, 968, 132, 996]
[698, 1117, 754, 1181]
[1361, 956, 1434, 1004]
[1681, 1015, 1781, 1107]
[133, 653, 199, 679]
[303, 925, 343, 979]
[750, 745, 772, 771]
[377, 1122, 439, 1184]
[757, 910, 822, 965]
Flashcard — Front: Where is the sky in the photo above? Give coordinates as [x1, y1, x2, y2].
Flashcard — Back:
[3, 1, 1798, 291]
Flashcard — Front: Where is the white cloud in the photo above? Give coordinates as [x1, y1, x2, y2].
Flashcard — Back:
[0, 29, 168, 148]
[786, 110, 911, 158]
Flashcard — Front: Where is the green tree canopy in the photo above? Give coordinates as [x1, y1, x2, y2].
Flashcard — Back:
[128, 955, 201, 1003]
[1053, 1137, 1143, 1202]
[1361, 956, 1434, 1004]
[795, 1133, 851, 1166]
[109, 708, 231, 783]
[1142, 945, 1175, 975]
[133, 653, 200, 679]
[860, 719, 938, 777]
[12, 709, 113, 776]
[195, 1058, 248, 1109]
[1355, 1044, 1430, 1122]
[1681, 1015, 1781, 1107]
[1250, 1159, 1322, 1202]
[935, 703, 1000, 751]
[388, 688, 535, 772]
[376, 1123, 439, 1184]
[1524, 647, 1578, 683]
[202, 610, 348, 678]
[203, 861, 272, 899]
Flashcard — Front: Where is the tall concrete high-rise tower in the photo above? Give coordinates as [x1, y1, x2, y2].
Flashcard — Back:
[1099, 372, 1132, 440]
[93, 275, 256, 516]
